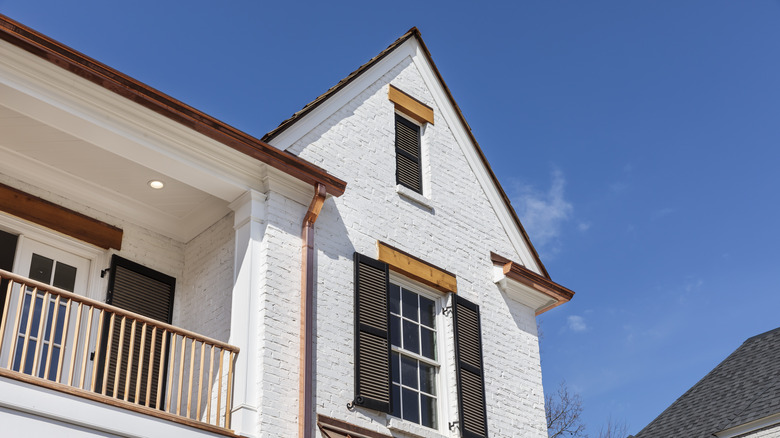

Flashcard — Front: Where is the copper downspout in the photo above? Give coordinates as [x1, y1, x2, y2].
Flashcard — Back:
[300, 183, 327, 437]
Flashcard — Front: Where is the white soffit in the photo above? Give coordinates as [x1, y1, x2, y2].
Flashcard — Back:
[493, 266, 556, 313]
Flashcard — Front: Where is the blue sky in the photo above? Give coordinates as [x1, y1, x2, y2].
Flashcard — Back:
[3, 1, 780, 435]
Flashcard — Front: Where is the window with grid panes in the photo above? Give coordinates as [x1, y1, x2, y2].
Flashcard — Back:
[389, 282, 438, 429]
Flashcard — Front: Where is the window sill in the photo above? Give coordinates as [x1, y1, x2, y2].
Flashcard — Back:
[396, 185, 434, 213]
[386, 417, 451, 438]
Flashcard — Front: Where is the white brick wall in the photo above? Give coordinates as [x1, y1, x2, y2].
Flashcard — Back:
[271, 52, 547, 437]
[177, 211, 235, 342]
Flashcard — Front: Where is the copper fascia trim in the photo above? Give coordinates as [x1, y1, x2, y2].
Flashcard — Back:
[490, 252, 574, 314]
[300, 183, 327, 438]
[316, 414, 393, 438]
[261, 26, 549, 278]
[0, 14, 346, 197]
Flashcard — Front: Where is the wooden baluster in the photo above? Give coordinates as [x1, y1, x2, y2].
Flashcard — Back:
[197, 340, 205, 420]
[43, 295, 61, 381]
[90, 309, 104, 392]
[6, 283, 26, 369]
[156, 329, 168, 410]
[67, 302, 83, 386]
[123, 319, 137, 401]
[31, 291, 50, 377]
[78, 305, 94, 388]
[206, 345, 214, 424]
[19, 287, 38, 374]
[146, 326, 157, 407]
[135, 323, 147, 404]
[187, 338, 195, 418]
[101, 313, 115, 394]
[225, 351, 235, 429]
[56, 298, 72, 384]
[0, 279, 16, 358]
[166, 334, 176, 413]
[112, 316, 126, 398]
[176, 335, 186, 416]
[216, 349, 224, 426]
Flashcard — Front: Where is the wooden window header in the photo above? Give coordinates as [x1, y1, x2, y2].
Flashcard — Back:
[317, 414, 392, 438]
[0, 183, 123, 250]
[388, 85, 434, 125]
[377, 241, 456, 293]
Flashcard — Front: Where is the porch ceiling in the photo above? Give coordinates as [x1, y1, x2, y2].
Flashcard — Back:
[0, 103, 231, 242]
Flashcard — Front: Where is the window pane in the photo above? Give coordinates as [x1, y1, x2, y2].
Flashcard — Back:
[391, 351, 400, 383]
[402, 289, 418, 322]
[402, 387, 420, 424]
[54, 302, 67, 344]
[421, 327, 436, 360]
[391, 384, 401, 417]
[30, 293, 43, 338]
[420, 362, 436, 396]
[38, 343, 49, 378]
[47, 347, 60, 381]
[29, 253, 53, 284]
[389, 283, 400, 315]
[402, 319, 419, 354]
[391, 315, 401, 347]
[421, 394, 437, 429]
[53, 262, 77, 292]
[420, 296, 435, 328]
[401, 355, 418, 390]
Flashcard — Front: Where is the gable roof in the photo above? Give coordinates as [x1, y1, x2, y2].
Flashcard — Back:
[0, 14, 346, 197]
[263, 27, 551, 280]
[633, 327, 780, 438]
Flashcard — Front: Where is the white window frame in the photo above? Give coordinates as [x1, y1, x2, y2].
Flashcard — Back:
[387, 273, 451, 435]
[394, 110, 433, 208]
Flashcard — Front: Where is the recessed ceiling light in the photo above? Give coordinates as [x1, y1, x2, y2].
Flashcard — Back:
[148, 180, 165, 190]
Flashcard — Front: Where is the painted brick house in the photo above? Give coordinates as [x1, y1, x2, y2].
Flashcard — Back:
[0, 15, 574, 438]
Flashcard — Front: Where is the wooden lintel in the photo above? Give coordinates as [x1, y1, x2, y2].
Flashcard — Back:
[388, 85, 434, 125]
[0, 183, 122, 250]
[377, 241, 456, 293]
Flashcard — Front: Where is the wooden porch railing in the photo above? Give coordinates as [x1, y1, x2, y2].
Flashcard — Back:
[0, 269, 238, 433]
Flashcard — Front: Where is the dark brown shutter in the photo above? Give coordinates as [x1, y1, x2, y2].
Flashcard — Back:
[96, 255, 175, 407]
[353, 252, 392, 412]
[453, 294, 488, 438]
[395, 114, 422, 193]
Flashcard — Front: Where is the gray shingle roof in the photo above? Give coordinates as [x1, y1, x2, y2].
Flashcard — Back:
[633, 327, 780, 438]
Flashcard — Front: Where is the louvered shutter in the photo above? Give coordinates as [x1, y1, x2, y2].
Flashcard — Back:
[353, 252, 392, 412]
[453, 294, 488, 438]
[96, 255, 175, 406]
[395, 114, 422, 193]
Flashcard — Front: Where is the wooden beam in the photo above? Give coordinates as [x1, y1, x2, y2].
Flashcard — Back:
[0, 183, 122, 250]
[377, 241, 456, 293]
[388, 85, 435, 125]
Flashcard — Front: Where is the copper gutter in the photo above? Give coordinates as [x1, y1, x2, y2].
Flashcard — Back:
[300, 183, 326, 437]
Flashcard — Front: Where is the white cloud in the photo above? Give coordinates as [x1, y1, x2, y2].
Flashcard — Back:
[577, 222, 591, 232]
[512, 168, 573, 252]
[567, 315, 587, 332]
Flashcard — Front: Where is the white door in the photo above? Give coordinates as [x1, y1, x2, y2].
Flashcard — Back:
[9, 237, 90, 379]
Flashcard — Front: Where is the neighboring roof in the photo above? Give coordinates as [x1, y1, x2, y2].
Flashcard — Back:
[0, 14, 346, 197]
[263, 27, 551, 279]
[633, 327, 780, 438]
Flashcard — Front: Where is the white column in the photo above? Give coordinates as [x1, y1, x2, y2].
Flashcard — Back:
[228, 190, 266, 438]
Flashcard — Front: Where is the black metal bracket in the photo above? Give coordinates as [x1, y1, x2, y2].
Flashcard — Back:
[346, 396, 359, 410]
[448, 420, 459, 431]
[100, 268, 110, 278]
[442, 305, 454, 316]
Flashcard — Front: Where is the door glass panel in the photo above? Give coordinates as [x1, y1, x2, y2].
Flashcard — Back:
[28, 253, 54, 283]
[53, 262, 77, 292]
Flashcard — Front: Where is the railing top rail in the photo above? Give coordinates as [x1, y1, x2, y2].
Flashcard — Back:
[0, 269, 238, 353]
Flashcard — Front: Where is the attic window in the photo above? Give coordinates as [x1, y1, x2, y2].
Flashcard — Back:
[395, 115, 423, 193]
